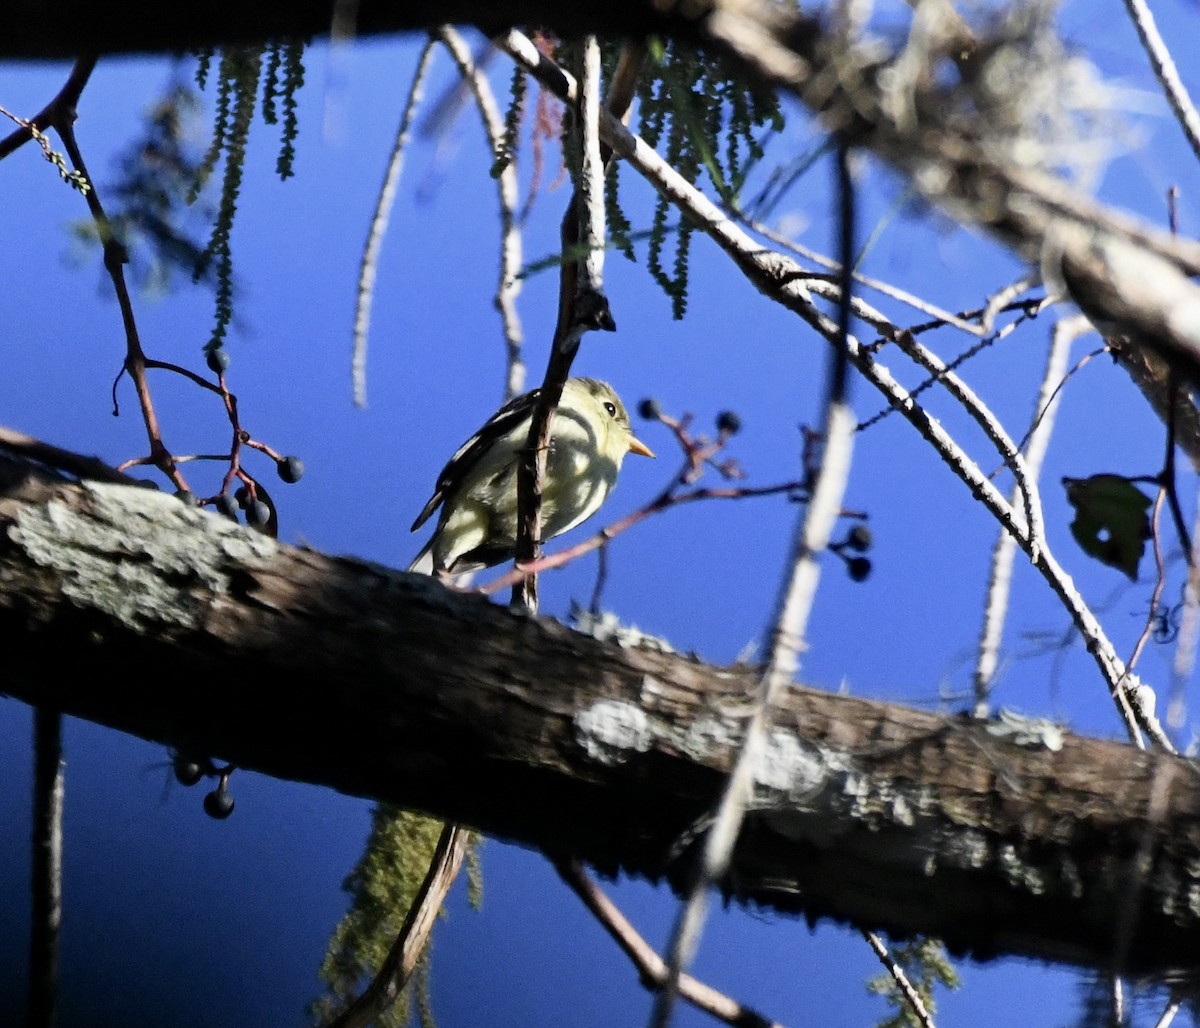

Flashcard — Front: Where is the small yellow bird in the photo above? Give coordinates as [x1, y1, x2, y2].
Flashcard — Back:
[409, 377, 654, 575]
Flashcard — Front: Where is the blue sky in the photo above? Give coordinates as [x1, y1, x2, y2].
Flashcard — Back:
[2, 5, 1199, 1024]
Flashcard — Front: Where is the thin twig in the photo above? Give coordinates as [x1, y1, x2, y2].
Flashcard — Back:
[862, 930, 937, 1028]
[418, 38, 497, 138]
[1169, 481, 1200, 731]
[1153, 995, 1183, 1028]
[1007, 339, 1108, 460]
[650, 142, 858, 1028]
[980, 275, 1038, 334]
[480, 478, 802, 595]
[1124, 487, 1169, 685]
[352, 37, 437, 408]
[1161, 373, 1192, 557]
[0, 57, 96, 161]
[27, 708, 64, 1028]
[973, 313, 1078, 717]
[885, 323, 1044, 562]
[855, 302, 1048, 435]
[511, 35, 617, 612]
[1121, 0, 1200, 168]
[555, 860, 779, 1028]
[735, 208, 986, 336]
[437, 28, 526, 401]
[324, 823, 467, 1028]
[55, 96, 186, 491]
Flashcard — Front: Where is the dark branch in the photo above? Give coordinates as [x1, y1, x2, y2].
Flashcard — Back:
[0, 1, 694, 60]
[2, 450, 1200, 983]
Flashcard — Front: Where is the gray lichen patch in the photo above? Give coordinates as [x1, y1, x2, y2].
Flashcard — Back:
[569, 603, 677, 653]
[985, 708, 1065, 751]
[9, 481, 278, 632]
[752, 729, 828, 805]
[678, 715, 742, 760]
[574, 699, 653, 765]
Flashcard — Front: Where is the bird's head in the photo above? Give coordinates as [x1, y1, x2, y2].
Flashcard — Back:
[572, 378, 655, 463]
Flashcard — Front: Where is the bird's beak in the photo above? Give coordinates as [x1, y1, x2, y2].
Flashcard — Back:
[628, 436, 655, 458]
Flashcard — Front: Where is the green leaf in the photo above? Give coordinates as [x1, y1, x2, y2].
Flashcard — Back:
[1062, 474, 1152, 580]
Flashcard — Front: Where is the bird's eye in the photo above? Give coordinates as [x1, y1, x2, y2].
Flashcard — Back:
[604, 402, 617, 416]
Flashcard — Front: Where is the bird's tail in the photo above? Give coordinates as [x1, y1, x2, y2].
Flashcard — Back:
[407, 541, 436, 575]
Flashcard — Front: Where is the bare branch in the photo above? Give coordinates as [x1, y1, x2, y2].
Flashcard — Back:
[27, 709, 64, 1028]
[437, 28, 526, 400]
[511, 34, 619, 610]
[974, 314, 1082, 718]
[556, 860, 779, 1028]
[0, 57, 96, 160]
[653, 147, 859, 1023]
[1154, 995, 1183, 1028]
[353, 37, 437, 409]
[735, 211, 988, 337]
[862, 931, 937, 1028]
[1121, 0, 1200, 168]
[699, 4, 1200, 385]
[572, 36, 611, 328]
[325, 823, 467, 1028]
[0, 426, 145, 486]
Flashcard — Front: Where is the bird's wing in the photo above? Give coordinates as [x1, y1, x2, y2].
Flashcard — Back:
[409, 388, 540, 532]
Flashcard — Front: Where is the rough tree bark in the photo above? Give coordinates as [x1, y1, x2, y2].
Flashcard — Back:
[2, 453, 1200, 984]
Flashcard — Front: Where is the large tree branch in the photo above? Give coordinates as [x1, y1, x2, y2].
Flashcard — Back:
[0, 0, 692, 60]
[2, 451, 1200, 982]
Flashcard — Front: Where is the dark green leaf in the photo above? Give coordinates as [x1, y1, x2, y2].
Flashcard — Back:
[1062, 474, 1152, 580]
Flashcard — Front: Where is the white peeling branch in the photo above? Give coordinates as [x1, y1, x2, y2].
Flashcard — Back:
[571, 35, 613, 340]
[863, 931, 937, 1028]
[973, 314, 1084, 718]
[1121, 0, 1200, 168]
[697, 3, 1200, 385]
[352, 37, 437, 409]
[437, 26, 526, 399]
[653, 144, 861, 1023]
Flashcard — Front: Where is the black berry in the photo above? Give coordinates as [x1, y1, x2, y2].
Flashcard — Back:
[847, 524, 873, 552]
[638, 398, 662, 421]
[847, 556, 872, 582]
[715, 410, 741, 435]
[277, 456, 305, 484]
[173, 756, 203, 787]
[246, 499, 271, 527]
[203, 787, 235, 819]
